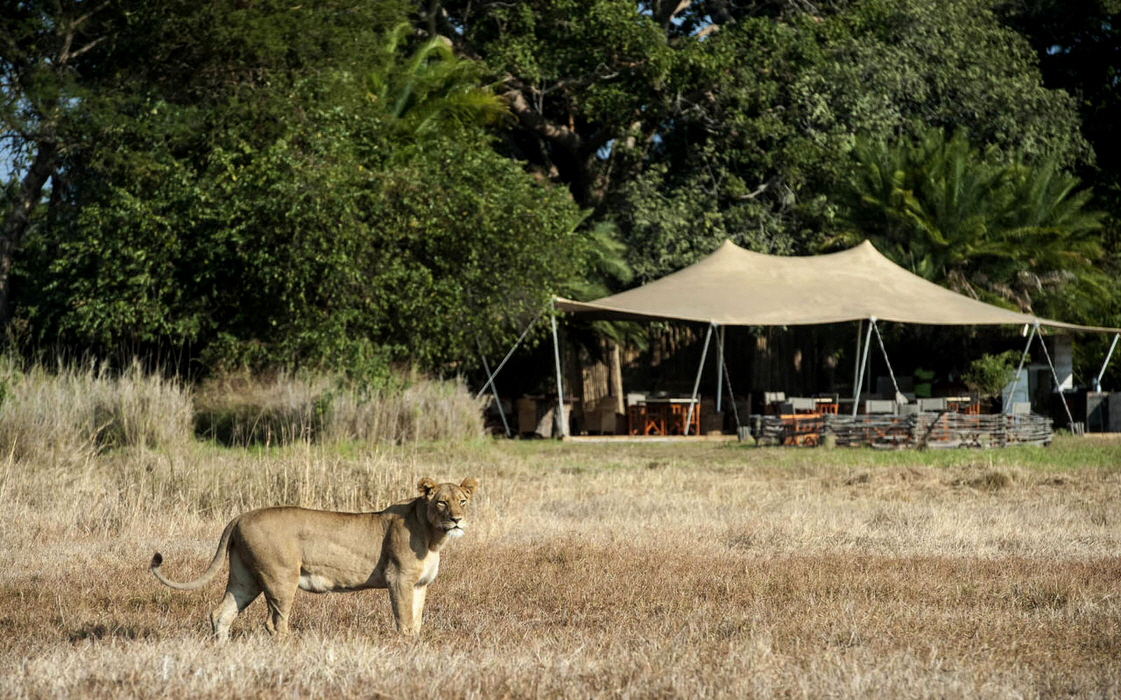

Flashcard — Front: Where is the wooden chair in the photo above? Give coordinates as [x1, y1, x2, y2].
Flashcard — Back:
[625, 393, 647, 435]
[643, 402, 667, 435]
[815, 395, 839, 414]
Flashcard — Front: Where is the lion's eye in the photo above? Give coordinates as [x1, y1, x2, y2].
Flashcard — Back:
[460, 499, 467, 506]
[437, 501, 447, 510]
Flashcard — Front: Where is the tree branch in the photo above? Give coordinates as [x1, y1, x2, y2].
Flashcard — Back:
[0, 141, 59, 327]
[653, 0, 694, 27]
[503, 81, 585, 153]
[56, 0, 111, 64]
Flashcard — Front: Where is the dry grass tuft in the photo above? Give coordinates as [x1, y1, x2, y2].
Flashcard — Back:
[0, 359, 193, 464]
[322, 375, 487, 445]
[2, 437, 1120, 698]
[193, 371, 485, 447]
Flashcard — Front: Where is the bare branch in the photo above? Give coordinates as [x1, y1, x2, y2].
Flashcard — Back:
[503, 82, 584, 153]
[66, 35, 107, 62]
[670, 0, 693, 22]
[736, 182, 771, 201]
[653, 0, 694, 27]
[695, 24, 720, 39]
[539, 64, 622, 97]
[56, 1, 111, 64]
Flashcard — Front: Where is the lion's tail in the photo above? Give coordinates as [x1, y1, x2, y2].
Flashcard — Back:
[151, 516, 240, 591]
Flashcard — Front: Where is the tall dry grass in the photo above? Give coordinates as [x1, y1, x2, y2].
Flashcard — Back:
[1, 434, 1119, 698]
[193, 371, 485, 447]
[0, 359, 194, 465]
[323, 376, 487, 444]
[0, 361, 484, 554]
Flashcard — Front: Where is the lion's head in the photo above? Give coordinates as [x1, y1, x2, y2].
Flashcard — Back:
[418, 477, 478, 538]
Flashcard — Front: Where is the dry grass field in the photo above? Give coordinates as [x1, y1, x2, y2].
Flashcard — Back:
[1, 434, 1120, 699]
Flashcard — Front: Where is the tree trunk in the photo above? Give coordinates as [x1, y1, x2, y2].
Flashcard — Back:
[609, 340, 625, 415]
[0, 141, 58, 330]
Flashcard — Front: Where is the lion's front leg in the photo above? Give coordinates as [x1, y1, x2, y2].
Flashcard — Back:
[410, 585, 427, 635]
[387, 575, 419, 636]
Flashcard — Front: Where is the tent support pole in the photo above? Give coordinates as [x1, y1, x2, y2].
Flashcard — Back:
[852, 319, 864, 396]
[1094, 333, 1120, 391]
[550, 311, 568, 438]
[716, 325, 725, 413]
[475, 339, 512, 438]
[872, 320, 903, 400]
[852, 318, 876, 417]
[716, 327, 741, 431]
[1035, 326, 1077, 431]
[474, 315, 540, 401]
[686, 323, 715, 436]
[1003, 324, 1037, 414]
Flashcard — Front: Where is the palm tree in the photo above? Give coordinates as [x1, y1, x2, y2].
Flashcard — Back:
[833, 125, 1105, 314]
[367, 25, 509, 144]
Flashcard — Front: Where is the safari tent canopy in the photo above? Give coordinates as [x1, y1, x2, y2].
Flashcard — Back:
[555, 240, 1119, 333]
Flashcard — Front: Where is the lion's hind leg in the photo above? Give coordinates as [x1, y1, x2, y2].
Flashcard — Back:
[259, 569, 299, 639]
[211, 551, 260, 642]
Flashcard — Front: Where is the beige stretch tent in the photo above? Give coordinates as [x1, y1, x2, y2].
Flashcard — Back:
[546, 240, 1120, 434]
[555, 240, 1115, 331]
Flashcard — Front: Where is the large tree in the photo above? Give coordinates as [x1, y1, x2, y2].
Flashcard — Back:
[997, 0, 1121, 375]
[997, 0, 1121, 216]
[0, 0, 127, 329]
[416, 0, 1090, 285]
[10, 4, 591, 375]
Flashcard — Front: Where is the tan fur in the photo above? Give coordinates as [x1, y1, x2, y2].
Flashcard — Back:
[151, 477, 478, 639]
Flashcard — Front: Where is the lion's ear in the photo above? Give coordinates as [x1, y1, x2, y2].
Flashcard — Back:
[459, 477, 479, 499]
[418, 478, 438, 499]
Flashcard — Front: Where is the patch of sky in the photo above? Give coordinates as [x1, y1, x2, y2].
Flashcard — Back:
[597, 139, 614, 160]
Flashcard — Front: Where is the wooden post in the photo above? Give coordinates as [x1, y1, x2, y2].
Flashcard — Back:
[609, 340, 625, 416]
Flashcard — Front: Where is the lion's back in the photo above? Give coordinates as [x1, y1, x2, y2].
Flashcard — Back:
[234, 507, 389, 553]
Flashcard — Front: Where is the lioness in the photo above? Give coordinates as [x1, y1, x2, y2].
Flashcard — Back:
[151, 477, 478, 639]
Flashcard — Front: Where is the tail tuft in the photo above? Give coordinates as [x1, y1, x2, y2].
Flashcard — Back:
[151, 552, 163, 569]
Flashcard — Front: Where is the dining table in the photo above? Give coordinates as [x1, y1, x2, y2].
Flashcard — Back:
[627, 397, 701, 436]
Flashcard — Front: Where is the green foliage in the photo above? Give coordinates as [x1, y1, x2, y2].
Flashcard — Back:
[998, 0, 1121, 347]
[809, 0, 1089, 166]
[369, 24, 510, 142]
[13, 11, 591, 376]
[998, 0, 1121, 211]
[3, 0, 1115, 381]
[963, 350, 1023, 399]
[832, 125, 1108, 318]
[604, 0, 1089, 280]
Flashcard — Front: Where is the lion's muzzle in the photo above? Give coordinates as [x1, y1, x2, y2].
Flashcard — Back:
[444, 518, 466, 537]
